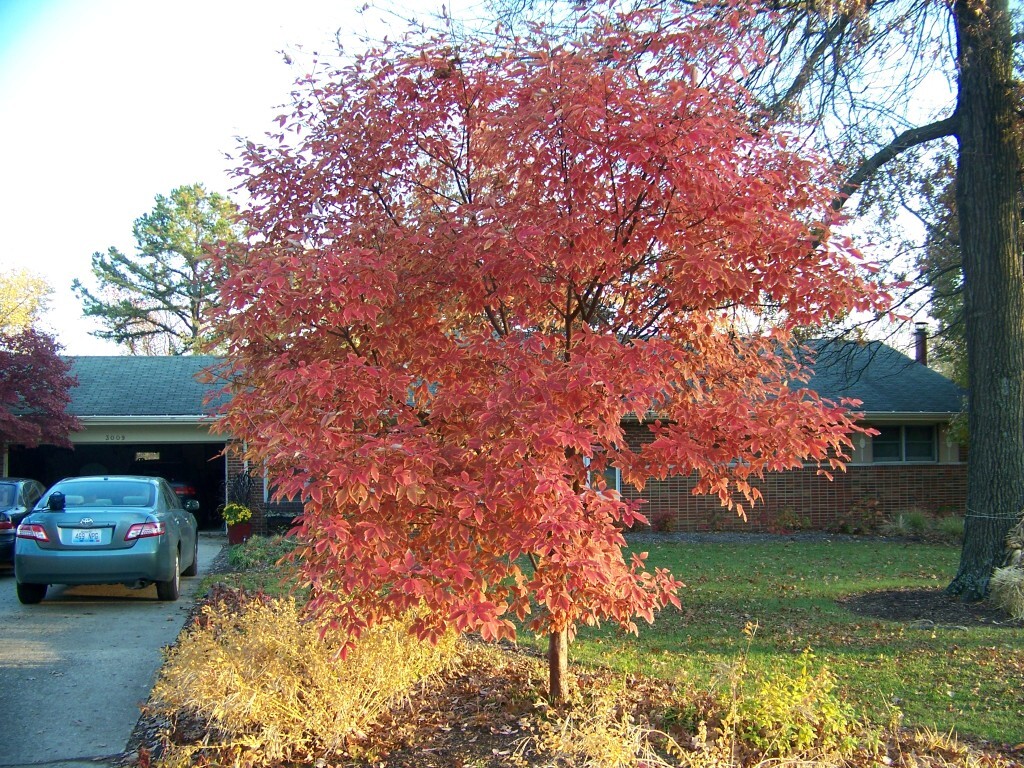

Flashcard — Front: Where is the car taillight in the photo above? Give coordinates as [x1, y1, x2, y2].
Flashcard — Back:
[17, 523, 49, 542]
[0, 515, 12, 531]
[125, 521, 166, 540]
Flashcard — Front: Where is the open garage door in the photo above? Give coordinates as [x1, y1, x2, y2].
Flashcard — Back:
[9, 441, 227, 529]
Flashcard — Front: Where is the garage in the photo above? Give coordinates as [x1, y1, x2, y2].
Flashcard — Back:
[5, 356, 228, 529]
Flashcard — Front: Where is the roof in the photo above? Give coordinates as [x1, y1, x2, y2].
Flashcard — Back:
[65, 341, 964, 420]
[65, 356, 222, 417]
[801, 340, 965, 416]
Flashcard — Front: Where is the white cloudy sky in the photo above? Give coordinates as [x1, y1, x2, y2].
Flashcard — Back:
[0, 0, 461, 354]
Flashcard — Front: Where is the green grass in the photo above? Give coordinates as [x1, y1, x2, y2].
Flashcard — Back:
[198, 534, 300, 597]
[217, 535, 1024, 745]
[551, 539, 1024, 744]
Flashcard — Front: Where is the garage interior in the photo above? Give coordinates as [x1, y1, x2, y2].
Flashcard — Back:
[9, 442, 226, 529]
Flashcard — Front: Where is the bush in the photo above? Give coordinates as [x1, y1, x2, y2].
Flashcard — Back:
[518, 631, 877, 767]
[879, 510, 965, 543]
[520, 688, 681, 768]
[150, 589, 458, 766]
[881, 509, 928, 537]
[225, 533, 297, 570]
[735, 650, 862, 758]
[935, 514, 965, 542]
[673, 626, 878, 763]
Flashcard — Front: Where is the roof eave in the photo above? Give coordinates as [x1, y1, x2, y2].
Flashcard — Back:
[75, 415, 221, 425]
[857, 412, 958, 423]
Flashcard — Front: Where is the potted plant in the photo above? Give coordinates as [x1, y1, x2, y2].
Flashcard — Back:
[223, 501, 253, 545]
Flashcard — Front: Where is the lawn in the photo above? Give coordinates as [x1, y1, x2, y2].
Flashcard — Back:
[207, 534, 1024, 746]
[526, 536, 1024, 745]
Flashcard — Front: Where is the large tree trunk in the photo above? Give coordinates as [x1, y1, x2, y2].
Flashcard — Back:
[548, 629, 570, 704]
[947, 0, 1024, 599]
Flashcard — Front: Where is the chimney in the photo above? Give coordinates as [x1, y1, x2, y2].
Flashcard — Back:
[914, 322, 928, 366]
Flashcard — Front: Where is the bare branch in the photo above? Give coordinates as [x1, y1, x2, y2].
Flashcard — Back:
[833, 115, 960, 212]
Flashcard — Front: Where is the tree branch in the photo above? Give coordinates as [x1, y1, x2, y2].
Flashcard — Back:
[833, 114, 960, 212]
[767, 12, 854, 119]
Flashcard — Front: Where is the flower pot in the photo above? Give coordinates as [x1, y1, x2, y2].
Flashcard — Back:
[227, 522, 253, 545]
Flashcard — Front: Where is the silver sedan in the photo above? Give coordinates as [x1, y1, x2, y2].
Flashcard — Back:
[14, 475, 199, 604]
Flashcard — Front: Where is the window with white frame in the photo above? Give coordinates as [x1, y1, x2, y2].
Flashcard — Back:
[601, 465, 620, 494]
[872, 425, 936, 462]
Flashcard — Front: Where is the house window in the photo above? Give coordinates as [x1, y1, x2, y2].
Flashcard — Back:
[601, 465, 620, 494]
[872, 425, 936, 462]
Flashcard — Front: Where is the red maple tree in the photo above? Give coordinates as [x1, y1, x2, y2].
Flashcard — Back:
[0, 327, 79, 448]
[214, 7, 886, 700]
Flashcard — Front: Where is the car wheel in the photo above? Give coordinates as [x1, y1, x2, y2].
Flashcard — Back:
[16, 582, 46, 604]
[156, 549, 181, 601]
[182, 536, 199, 577]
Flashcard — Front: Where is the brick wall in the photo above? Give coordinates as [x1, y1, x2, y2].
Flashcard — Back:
[619, 458, 966, 532]
[225, 449, 269, 536]
[224, 429, 967, 536]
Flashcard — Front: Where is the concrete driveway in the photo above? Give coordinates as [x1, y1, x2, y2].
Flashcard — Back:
[0, 533, 224, 768]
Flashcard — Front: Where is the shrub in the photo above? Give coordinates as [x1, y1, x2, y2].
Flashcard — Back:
[878, 509, 968, 542]
[881, 509, 929, 537]
[651, 511, 676, 533]
[225, 533, 297, 570]
[771, 507, 811, 532]
[935, 514, 965, 543]
[735, 650, 862, 758]
[518, 687, 681, 768]
[150, 589, 458, 766]
[674, 626, 877, 763]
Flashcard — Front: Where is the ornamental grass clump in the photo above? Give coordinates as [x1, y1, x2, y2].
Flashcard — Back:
[149, 589, 458, 767]
[989, 517, 1024, 620]
[989, 565, 1024, 620]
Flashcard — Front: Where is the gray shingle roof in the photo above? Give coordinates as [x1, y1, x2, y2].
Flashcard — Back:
[66, 356, 223, 417]
[801, 340, 965, 415]
[66, 341, 964, 420]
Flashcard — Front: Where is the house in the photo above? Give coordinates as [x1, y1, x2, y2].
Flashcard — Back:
[617, 336, 966, 531]
[5, 335, 965, 533]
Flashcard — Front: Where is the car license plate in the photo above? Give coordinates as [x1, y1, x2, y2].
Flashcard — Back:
[71, 529, 102, 544]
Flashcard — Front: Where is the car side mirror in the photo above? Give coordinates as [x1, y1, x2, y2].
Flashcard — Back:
[184, 499, 200, 512]
[47, 492, 66, 512]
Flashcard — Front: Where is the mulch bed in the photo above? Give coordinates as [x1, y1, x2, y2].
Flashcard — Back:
[842, 587, 1023, 628]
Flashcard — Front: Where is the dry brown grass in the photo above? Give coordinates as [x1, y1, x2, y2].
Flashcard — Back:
[989, 566, 1024, 621]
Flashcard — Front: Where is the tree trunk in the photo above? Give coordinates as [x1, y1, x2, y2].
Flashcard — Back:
[548, 629, 570, 704]
[947, 0, 1024, 599]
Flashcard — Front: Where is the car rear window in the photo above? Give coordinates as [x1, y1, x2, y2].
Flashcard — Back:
[46, 481, 155, 508]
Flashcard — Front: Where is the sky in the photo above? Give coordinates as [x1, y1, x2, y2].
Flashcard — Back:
[0, 0, 458, 354]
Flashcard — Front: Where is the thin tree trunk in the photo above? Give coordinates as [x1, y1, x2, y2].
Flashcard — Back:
[947, 0, 1024, 599]
[548, 629, 570, 704]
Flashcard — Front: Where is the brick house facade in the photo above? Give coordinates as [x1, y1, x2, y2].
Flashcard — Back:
[617, 431, 966, 532]
[247, 337, 966, 535]
[610, 337, 967, 532]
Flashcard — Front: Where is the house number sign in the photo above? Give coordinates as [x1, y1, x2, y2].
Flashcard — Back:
[104, 434, 127, 442]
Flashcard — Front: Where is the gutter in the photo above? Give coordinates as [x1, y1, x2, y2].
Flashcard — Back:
[74, 415, 220, 425]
